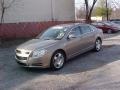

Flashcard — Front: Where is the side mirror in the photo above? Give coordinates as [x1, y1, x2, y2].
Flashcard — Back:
[67, 34, 77, 39]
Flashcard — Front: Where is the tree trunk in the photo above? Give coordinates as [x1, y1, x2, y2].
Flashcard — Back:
[85, 0, 97, 23]
[85, 0, 89, 23]
[0, 8, 5, 24]
[86, 15, 91, 23]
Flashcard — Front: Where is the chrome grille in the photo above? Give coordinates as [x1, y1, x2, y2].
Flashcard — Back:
[16, 55, 27, 60]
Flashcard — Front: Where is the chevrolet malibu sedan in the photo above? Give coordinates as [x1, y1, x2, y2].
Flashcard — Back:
[15, 23, 103, 70]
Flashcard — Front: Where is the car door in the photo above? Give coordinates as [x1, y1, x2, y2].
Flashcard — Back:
[65, 26, 82, 58]
[79, 25, 95, 51]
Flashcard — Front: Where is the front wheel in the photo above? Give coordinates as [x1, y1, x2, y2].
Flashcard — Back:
[94, 39, 102, 52]
[50, 51, 65, 70]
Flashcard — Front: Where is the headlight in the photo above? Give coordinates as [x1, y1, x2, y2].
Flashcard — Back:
[32, 49, 47, 58]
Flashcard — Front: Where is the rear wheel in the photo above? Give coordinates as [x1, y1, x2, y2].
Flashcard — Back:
[50, 51, 65, 70]
[94, 39, 102, 52]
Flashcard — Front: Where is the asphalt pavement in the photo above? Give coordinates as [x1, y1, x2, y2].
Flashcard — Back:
[0, 32, 120, 90]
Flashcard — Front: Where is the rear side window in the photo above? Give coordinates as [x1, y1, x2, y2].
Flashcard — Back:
[70, 27, 81, 37]
[80, 26, 92, 34]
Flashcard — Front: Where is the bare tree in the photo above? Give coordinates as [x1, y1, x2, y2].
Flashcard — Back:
[84, 0, 97, 23]
[0, 0, 15, 24]
[75, 7, 86, 20]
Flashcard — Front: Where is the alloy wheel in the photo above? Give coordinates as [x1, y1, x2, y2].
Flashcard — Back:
[95, 39, 102, 51]
[51, 51, 65, 70]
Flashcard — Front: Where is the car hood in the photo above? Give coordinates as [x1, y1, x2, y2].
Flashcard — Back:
[17, 39, 58, 51]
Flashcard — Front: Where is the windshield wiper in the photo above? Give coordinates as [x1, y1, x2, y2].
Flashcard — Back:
[54, 38, 61, 40]
[44, 38, 60, 40]
[44, 38, 51, 40]
[43, 38, 53, 40]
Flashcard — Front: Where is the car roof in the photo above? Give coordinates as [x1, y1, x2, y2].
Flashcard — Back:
[53, 23, 87, 29]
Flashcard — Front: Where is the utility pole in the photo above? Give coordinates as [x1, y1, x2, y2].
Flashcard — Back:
[106, 0, 109, 20]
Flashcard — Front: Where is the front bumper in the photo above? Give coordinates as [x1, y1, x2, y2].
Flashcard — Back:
[15, 55, 51, 68]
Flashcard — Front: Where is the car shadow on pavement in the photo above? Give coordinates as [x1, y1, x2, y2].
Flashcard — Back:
[22, 44, 120, 75]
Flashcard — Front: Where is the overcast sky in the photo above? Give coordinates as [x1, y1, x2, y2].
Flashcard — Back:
[75, 0, 120, 9]
[75, 0, 92, 8]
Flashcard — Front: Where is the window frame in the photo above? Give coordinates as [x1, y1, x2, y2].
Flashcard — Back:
[68, 26, 82, 38]
[79, 25, 94, 35]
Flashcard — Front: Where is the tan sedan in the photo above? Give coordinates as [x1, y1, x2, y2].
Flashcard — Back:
[15, 23, 103, 70]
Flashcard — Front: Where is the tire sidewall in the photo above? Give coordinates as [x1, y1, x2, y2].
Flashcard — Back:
[50, 51, 65, 70]
[94, 39, 102, 52]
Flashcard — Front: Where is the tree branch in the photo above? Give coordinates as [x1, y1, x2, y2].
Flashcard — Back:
[84, 0, 98, 23]
[0, 0, 16, 23]
[4, 0, 16, 9]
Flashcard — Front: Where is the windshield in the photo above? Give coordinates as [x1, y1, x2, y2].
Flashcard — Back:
[37, 26, 67, 40]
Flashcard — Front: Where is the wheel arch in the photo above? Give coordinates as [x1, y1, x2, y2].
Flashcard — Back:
[52, 49, 67, 60]
[96, 37, 102, 43]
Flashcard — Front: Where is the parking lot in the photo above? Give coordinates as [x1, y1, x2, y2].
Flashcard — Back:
[0, 32, 120, 90]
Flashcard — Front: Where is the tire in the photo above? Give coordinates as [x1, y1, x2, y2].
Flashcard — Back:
[94, 39, 102, 52]
[107, 29, 112, 34]
[0, 39, 1, 45]
[50, 51, 65, 70]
